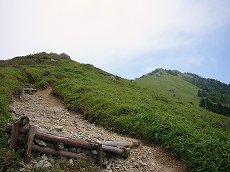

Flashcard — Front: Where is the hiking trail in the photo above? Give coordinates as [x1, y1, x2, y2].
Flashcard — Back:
[11, 87, 185, 172]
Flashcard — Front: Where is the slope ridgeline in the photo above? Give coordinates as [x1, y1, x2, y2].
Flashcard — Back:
[0, 53, 230, 171]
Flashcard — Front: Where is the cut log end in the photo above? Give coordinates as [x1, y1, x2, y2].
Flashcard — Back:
[19, 116, 30, 126]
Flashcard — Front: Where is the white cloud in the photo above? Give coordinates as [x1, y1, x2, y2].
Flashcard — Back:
[0, 0, 230, 81]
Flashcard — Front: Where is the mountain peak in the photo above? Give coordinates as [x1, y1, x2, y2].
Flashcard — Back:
[141, 68, 182, 78]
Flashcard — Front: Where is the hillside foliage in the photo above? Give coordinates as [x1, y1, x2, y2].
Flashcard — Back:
[0, 54, 230, 171]
[141, 68, 230, 117]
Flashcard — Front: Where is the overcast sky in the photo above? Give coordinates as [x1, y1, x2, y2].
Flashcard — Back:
[1, 0, 230, 83]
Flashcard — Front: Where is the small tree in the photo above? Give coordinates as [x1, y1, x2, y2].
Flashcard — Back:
[197, 90, 202, 97]
[200, 97, 206, 107]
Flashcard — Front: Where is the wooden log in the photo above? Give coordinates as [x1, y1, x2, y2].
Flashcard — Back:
[19, 116, 30, 126]
[9, 121, 20, 149]
[97, 143, 103, 167]
[32, 145, 97, 163]
[98, 140, 134, 148]
[5, 124, 95, 149]
[102, 145, 124, 155]
[24, 126, 37, 163]
[5, 124, 127, 155]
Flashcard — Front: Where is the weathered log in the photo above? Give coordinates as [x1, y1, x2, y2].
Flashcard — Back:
[98, 140, 134, 148]
[32, 145, 97, 163]
[5, 124, 95, 149]
[9, 122, 20, 149]
[5, 124, 128, 156]
[24, 126, 37, 163]
[102, 145, 125, 155]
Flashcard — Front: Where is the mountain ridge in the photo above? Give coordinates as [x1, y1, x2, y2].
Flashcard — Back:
[0, 53, 230, 171]
[137, 68, 230, 117]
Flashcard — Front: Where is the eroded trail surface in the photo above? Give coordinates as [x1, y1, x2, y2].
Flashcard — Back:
[12, 87, 185, 172]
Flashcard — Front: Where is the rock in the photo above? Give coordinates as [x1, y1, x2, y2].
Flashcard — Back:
[34, 139, 47, 147]
[19, 167, 25, 172]
[35, 160, 52, 168]
[76, 148, 82, 153]
[9, 106, 16, 113]
[103, 158, 109, 166]
[55, 142, 65, 150]
[108, 76, 117, 81]
[54, 126, 63, 132]
[65, 112, 70, 116]
[91, 150, 97, 155]
[49, 158, 55, 164]
[69, 147, 76, 152]
[60, 53, 70, 59]
[41, 154, 48, 161]
[140, 160, 147, 166]
[82, 149, 91, 156]
[69, 159, 74, 166]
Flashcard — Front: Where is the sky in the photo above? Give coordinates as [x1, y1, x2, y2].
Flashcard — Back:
[1, 0, 230, 84]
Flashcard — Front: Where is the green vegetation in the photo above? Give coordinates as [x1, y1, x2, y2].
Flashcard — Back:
[0, 53, 98, 171]
[0, 53, 230, 171]
[199, 96, 230, 117]
[138, 68, 230, 117]
[186, 73, 230, 117]
[136, 68, 200, 105]
[185, 73, 230, 106]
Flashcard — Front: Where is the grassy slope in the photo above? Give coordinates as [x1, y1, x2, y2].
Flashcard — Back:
[0, 54, 230, 171]
[135, 73, 200, 105]
[0, 55, 99, 171]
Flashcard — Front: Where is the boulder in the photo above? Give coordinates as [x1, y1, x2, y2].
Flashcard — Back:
[60, 53, 70, 59]
[108, 76, 117, 81]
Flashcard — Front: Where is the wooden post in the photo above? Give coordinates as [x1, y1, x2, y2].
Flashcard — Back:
[9, 121, 20, 149]
[19, 116, 30, 126]
[24, 126, 37, 163]
[97, 143, 103, 167]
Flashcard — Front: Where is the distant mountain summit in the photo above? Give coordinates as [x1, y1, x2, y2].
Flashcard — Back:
[0, 52, 72, 67]
[150, 68, 181, 76]
[137, 68, 230, 117]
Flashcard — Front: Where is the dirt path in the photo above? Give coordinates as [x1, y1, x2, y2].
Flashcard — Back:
[12, 87, 185, 172]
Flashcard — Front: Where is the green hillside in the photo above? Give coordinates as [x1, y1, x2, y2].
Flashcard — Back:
[1, 53, 230, 171]
[136, 68, 230, 117]
[135, 68, 200, 106]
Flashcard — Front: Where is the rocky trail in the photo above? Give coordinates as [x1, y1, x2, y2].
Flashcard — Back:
[11, 87, 185, 172]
